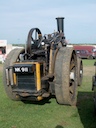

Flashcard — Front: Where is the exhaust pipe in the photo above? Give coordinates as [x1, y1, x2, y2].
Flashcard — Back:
[56, 17, 64, 33]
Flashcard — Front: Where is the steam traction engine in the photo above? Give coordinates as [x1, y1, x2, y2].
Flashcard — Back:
[3, 17, 78, 105]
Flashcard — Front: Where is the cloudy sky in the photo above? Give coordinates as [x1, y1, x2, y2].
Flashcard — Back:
[0, 0, 96, 44]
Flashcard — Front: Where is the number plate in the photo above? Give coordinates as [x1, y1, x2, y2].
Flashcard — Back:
[13, 64, 34, 73]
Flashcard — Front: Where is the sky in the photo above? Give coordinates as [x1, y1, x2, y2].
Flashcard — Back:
[0, 0, 96, 44]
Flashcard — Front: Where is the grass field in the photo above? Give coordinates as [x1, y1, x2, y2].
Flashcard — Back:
[0, 60, 96, 128]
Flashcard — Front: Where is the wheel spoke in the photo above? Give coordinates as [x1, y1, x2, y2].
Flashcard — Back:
[69, 86, 73, 94]
[70, 62, 75, 70]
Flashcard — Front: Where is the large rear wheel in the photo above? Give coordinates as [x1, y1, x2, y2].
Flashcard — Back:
[54, 47, 78, 105]
[3, 48, 24, 100]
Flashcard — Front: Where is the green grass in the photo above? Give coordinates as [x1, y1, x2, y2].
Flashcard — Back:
[0, 60, 96, 128]
[82, 59, 96, 67]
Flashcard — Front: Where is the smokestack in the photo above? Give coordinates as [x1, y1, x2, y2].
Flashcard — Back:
[56, 17, 64, 33]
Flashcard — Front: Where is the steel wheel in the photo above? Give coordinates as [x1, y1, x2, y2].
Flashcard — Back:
[3, 48, 24, 100]
[55, 47, 78, 105]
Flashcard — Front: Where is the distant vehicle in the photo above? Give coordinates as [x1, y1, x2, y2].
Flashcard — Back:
[76, 49, 92, 59]
[74, 45, 96, 59]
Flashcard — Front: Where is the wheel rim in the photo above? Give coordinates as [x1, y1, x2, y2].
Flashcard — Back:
[69, 52, 77, 101]
[79, 61, 83, 82]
